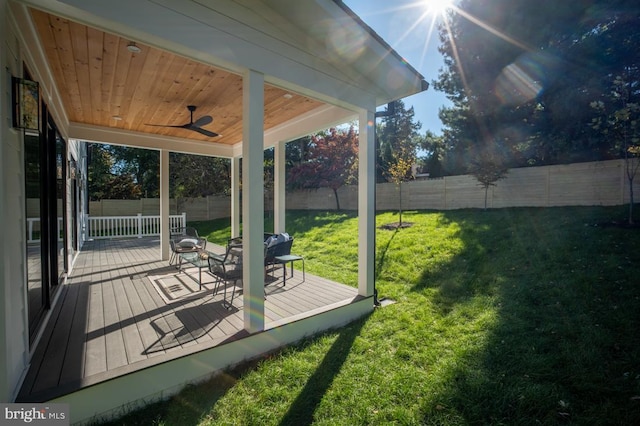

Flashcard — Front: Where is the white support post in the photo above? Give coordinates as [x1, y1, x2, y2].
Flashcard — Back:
[358, 109, 376, 298]
[242, 69, 265, 333]
[160, 150, 170, 260]
[231, 156, 241, 238]
[274, 140, 286, 234]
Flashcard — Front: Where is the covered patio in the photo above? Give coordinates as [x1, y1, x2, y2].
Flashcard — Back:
[18, 238, 360, 405]
[3, 0, 427, 422]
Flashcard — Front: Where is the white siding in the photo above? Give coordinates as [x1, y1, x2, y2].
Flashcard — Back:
[1, 1, 30, 401]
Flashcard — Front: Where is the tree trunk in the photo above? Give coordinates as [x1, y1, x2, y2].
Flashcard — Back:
[484, 185, 489, 210]
[399, 182, 403, 225]
[626, 157, 638, 225]
[628, 171, 634, 225]
[333, 187, 341, 211]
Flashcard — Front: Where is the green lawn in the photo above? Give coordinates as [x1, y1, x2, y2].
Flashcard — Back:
[104, 207, 640, 425]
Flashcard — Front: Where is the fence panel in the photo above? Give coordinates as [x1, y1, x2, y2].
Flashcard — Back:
[82, 159, 638, 216]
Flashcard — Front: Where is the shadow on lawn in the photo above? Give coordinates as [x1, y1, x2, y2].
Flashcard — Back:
[279, 315, 368, 425]
[412, 207, 640, 424]
[101, 314, 369, 426]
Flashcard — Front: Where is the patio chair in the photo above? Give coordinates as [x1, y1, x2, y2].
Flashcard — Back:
[264, 236, 298, 286]
[169, 226, 207, 268]
[208, 241, 243, 309]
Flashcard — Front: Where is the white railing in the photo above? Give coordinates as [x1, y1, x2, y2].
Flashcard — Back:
[87, 213, 186, 240]
[27, 217, 64, 243]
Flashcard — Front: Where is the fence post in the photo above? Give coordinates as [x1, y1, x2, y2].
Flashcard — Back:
[137, 213, 143, 238]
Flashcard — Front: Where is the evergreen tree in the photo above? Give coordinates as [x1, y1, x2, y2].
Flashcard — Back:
[377, 100, 421, 182]
[417, 130, 446, 177]
[434, 0, 640, 169]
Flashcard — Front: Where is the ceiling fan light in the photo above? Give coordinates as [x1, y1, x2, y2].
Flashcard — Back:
[127, 42, 141, 54]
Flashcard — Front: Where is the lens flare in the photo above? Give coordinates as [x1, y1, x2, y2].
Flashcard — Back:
[421, 0, 454, 16]
[495, 51, 558, 106]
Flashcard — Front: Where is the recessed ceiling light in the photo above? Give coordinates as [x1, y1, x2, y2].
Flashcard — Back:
[283, 93, 293, 99]
[112, 115, 122, 121]
[127, 42, 141, 54]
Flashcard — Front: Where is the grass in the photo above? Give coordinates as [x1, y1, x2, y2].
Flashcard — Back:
[103, 206, 640, 425]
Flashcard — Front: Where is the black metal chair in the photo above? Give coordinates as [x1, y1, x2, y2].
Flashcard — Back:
[208, 241, 243, 309]
[169, 226, 207, 268]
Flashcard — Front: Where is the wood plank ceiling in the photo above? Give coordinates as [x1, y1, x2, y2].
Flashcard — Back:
[30, 8, 324, 146]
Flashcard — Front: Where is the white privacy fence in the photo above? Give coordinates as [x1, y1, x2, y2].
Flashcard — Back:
[86, 213, 187, 240]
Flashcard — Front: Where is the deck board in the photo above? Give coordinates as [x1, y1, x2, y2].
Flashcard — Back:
[59, 280, 90, 383]
[17, 237, 360, 403]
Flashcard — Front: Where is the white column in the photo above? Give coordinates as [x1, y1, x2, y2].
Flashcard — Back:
[160, 149, 170, 260]
[231, 156, 241, 238]
[358, 109, 375, 297]
[274, 140, 286, 233]
[242, 69, 265, 333]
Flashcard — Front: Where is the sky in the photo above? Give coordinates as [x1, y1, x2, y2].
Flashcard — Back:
[343, 0, 452, 135]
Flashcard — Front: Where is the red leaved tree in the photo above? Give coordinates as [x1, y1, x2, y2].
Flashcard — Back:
[288, 126, 358, 210]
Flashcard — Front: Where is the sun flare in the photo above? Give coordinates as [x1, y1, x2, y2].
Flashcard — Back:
[422, 0, 454, 15]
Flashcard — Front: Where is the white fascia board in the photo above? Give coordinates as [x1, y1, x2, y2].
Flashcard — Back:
[228, 104, 359, 158]
[68, 123, 235, 158]
[275, 0, 427, 104]
[263, 104, 357, 148]
[23, 0, 381, 110]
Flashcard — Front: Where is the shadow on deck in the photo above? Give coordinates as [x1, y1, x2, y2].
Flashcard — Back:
[17, 237, 366, 410]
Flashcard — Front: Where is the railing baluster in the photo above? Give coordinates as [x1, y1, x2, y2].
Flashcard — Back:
[84, 214, 185, 240]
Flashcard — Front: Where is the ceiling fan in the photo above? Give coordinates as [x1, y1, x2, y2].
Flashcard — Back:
[146, 105, 219, 137]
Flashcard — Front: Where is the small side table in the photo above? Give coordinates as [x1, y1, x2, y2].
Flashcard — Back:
[274, 254, 305, 285]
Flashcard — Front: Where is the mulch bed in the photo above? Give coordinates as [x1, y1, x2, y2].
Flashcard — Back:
[379, 222, 414, 230]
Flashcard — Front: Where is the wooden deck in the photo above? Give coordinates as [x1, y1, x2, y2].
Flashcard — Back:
[17, 237, 359, 402]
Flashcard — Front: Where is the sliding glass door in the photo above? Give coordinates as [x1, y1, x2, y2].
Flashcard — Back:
[24, 103, 67, 343]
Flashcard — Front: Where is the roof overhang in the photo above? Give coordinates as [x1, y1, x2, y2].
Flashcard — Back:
[12, 0, 428, 152]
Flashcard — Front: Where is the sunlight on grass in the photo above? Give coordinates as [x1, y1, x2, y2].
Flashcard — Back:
[106, 206, 640, 425]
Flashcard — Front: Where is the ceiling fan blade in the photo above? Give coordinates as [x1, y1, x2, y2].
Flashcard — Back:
[145, 106, 218, 136]
[193, 115, 213, 127]
[192, 126, 220, 137]
[145, 123, 186, 129]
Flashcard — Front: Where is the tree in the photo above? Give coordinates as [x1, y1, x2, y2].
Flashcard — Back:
[87, 143, 115, 201]
[88, 144, 233, 201]
[170, 153, 231, 212]
[416, 130, 446, 177]
[288, 127, 359, 210]
[384, 144, 416, 226]
[433, 0, 640, 170]
[377, 100, 421, 182]
[590, 71, 640, 224]
[469, 148, 509, 210]
[109, 146, 159, 197]
[103, 174, 142, 199]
